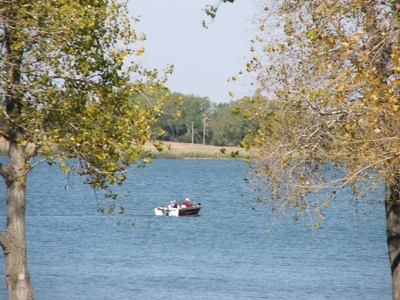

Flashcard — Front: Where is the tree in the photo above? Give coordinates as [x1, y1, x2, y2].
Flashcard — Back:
[152, 93, 212, 143]
[179, 94, 212, 143]
[0, 1, 170, 299]
[243, 0, 400, 298]
[150, 93, 257, 146]
[149, 92, 187, 142]
[208, 99, 256, 146]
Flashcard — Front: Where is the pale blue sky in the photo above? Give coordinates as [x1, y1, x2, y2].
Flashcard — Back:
[128, 0, 257, 103]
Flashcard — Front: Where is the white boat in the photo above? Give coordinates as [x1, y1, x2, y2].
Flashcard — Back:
[154, 204, 202, 217]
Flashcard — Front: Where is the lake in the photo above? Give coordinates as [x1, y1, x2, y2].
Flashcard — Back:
[0, 159, 392, 299]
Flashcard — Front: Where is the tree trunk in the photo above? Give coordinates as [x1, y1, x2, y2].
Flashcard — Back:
[386, 178, 400, 300]
[1, 6, 34, 298]
[0, 142, 34, 299]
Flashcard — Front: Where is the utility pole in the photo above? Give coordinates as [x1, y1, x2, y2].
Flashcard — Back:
[192, 122, 194, 144]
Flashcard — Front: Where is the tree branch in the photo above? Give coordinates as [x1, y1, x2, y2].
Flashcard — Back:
[0, 163, 6, 178]
[0, 230, 9, 253]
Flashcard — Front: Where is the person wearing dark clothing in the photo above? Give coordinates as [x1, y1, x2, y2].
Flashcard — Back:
[169, 200, 178, 208]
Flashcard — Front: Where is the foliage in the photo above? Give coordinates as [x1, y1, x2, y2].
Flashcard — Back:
[147, 92, 256, 146]
[243, 3, 400, 294]
[0, 0, 170, 201]
[208, 99, 257, 146]
[151, 92, 213, 143]
[245, 0, 400, 227]
[0, 1, 170, 297]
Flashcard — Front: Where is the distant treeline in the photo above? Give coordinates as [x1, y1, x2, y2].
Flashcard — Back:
[145, 91, 257, 147]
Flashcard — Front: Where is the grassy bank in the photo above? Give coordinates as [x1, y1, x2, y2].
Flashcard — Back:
[145, 142, 251, 160]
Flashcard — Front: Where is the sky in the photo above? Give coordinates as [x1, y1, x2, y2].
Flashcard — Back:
[128, 0, 258, 104]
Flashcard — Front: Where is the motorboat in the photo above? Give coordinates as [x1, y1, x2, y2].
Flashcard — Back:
[154, 203, 202, 217]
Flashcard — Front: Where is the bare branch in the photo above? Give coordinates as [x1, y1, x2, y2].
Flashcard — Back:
[0, 231, 9, 252]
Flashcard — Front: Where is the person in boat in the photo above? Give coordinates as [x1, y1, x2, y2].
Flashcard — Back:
[169, 200, 178, 208]
[183, 198, 191, 208]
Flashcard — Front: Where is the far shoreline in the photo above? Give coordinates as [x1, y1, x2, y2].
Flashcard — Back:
[144, 141, 250, 160]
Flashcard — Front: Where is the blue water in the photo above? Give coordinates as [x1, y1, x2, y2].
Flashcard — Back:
[0, 159, 392, 299]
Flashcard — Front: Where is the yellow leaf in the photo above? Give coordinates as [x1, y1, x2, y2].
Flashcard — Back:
[349, 36, 359, 44]
[389, 97, 399, 103]
[135, 46, 145, 57]
[229, 91, 234, 98]
[324, 198, 331, 208]
[358, 54, 368, 62]
[231, 107, 242, 115]
[120, 52, 129, 59]
[393, 105, 399, 112]
[344, 124, 351, 132]
[246, 63, 252, 72]
[337, 85, 345, 92]
[391, 78, 400, 85]
[341, 41, 349, 47]
[265, 46, 274, 53]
